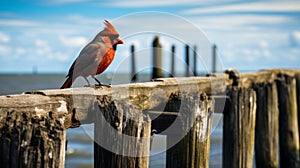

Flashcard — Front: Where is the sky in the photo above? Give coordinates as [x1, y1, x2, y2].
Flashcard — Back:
[0, 0, 300, 74]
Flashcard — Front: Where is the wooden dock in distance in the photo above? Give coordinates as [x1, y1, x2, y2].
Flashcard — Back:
[0, 69, 299, 168]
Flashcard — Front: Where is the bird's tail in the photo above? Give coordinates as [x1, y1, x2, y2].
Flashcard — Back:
[60, 76, 73, 89]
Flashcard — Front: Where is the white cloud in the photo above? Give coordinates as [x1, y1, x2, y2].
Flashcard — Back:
[259, 40, 269, 48]
[191, 15, 290, 31]
[160, 37, 172, 52]
[0, 45, 12, 57]
[66, 14, 100, 26]
[38, 0, 91, 5]
[47, 52, 70, 61]
[35, 39, 51, 55]
[59, 36, 88, 48]
[182, 1, 300, 15]
[0, 32, 10, 43]
[263, 49, 271, 58]
[15, 48, 26, 56]
[286, 48, 300, 61]
[221, 50, 235, 62]
[0, 19, 40, 27]
[290, 31, 300, 46]
[102, 0, 226, 8]
[35, 39, 50, 49]
[113, 12, 210, 45]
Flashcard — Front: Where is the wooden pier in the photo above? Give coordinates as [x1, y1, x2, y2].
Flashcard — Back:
[0, 69, 299, 168]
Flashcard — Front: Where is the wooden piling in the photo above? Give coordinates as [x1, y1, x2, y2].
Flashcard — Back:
[254, 82, 279, 168]
[166, 92, 214, 168]
[276, 73, 300, 168]
[212, 44, 217, 73]
[0, 94, 67, 168]
[130, 45, 137, 81]
[170, 45, 176, 77]
[223, 70, 257, 168]
[295, 73, 300, 139]
[152, 36, 163, 79]
[193, 46, 197, 76]
[185, 45, 190, 77]
[94, 98, 152, 168]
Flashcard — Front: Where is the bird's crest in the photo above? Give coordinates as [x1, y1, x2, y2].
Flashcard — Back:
[100, 20, 119, 36]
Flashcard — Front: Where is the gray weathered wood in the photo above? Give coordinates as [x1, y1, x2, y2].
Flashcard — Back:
[1, 69, 300, 168]
[185, 45, 190, 77]
[0, 75, 226, 131]
[276, 73, 300, 168]
[152, 36, 163, 79]
[166, 92, 214, 168]
[254, 82, 279, 168]
[223, 86, 257, 168]
[0, 94, 67, 168]
[94, 97, 151, 168]
[295, 72, 300, 140]
[130, 45, 137, 81]
[212, 44, 217, 73]
[193, 45, 197, 76]
[170, 45, 176, 77]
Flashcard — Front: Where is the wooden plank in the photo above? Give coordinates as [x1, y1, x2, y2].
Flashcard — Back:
[14, 75, 227, 128]
[222, 87, 257, 168]
[130, 45, 137, 81]
[94, 97, 151, 168]
[295, 72, 300, 140]
[238, 69, 300, 88]
[166, 92, 214, 168]
[276, 73, 300, 168]
[152, 36, 163, 78]
[254, 82, 279, 168]
[185, 44, 190, 77]
[0, 94, 67, 168]
[0, 74, 228, 165]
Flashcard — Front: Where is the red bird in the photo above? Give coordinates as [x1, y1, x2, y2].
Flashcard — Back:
[61, 20, 123, 89]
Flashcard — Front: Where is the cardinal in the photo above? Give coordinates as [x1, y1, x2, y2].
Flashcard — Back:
[61, 20, 124, 89]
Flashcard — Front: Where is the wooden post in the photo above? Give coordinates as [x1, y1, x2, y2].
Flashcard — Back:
[94, 98, 152, 168]
[212, 44, 217, 73]
[0, 94, 67, 168]
[170, 45, 176, 77]
[223, 70, 257, 167]
[193, 46, 197, 76]
[254, 82, 279, 168]
[185, 45, 190, 77]
[152, 36, 163, 79]
[295, 73, 300, 139]
[130, 45, 137, 81]
[276, 73, 300, 168]
[166, 93, 214, 168]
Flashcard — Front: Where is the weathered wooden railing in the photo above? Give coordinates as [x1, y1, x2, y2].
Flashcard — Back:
[0, 69, 299, 168]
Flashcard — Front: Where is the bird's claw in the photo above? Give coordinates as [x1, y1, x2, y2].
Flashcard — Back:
[84, 84, 93, 88]
[95, 83, 111, 88]
[84, 83, 111, 89]
[84, 84, 111, 89]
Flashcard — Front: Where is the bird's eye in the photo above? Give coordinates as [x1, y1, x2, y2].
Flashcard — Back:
[109, 34, 119, 39]
[108, 34, 119, 44]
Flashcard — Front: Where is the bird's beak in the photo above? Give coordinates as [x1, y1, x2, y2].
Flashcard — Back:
[116, 38, 124, 44]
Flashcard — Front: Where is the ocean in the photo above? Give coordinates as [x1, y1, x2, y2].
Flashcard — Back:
[0, 74, 223, 168]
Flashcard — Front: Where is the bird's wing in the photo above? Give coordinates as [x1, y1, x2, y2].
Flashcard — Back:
[67, 42, 107, 77]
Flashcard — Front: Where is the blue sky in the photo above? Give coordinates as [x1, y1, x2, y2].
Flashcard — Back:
[0, 0, 300, 74]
